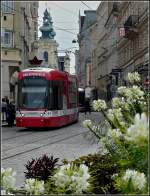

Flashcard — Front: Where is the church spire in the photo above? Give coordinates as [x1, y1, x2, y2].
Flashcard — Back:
[39, 8, 56, 39]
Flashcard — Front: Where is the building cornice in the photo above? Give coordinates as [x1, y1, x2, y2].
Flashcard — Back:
[2, 60, 20, 63]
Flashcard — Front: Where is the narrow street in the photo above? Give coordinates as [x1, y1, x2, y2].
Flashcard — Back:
[2, 112, 101, 188]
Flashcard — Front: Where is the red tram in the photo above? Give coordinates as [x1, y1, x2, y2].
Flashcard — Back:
[16, 67, 78, 128]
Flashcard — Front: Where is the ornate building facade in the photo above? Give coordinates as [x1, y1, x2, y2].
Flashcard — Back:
[37, 9, 58, 69]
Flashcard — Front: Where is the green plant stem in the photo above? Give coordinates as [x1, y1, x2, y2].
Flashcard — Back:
[87, 125, 101, 140]
[101, 110, 116, 129]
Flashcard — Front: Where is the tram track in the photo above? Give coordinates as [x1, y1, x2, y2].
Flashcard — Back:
[2, 131, 36, 141]
[3, 128, 73, 151]
[2, 130, 88, 160]
[2, 123, 83, 151]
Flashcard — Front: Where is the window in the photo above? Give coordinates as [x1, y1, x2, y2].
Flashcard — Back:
[4, 15, 7, 20]
[69, 81, 77, 108]
[18, 77, 49, 109]
[34, 32, 37, 40]
[34, 22, 37, 31]
[43, 51, 48, 62]
[1, 29, 13, 47]
[48, 81, 64, 110]
[1, 1, 14, 13]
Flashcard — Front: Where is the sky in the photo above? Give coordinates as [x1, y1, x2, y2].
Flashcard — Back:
[38, 1, 100, 74]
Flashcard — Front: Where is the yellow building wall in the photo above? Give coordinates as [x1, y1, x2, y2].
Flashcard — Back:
[1, 13, 14, 30]
[1, 50, 21, 62]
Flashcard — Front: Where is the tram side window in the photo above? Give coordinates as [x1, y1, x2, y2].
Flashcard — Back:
[49, 81, 64, 110]
[69, 81, 77, 108]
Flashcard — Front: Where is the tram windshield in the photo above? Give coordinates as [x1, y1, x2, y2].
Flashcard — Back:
[18, 76, 64, 110]
[18, 76, 48, 109]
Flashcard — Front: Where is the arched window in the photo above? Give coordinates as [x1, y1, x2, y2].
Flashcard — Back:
[43, 51, 48, 62]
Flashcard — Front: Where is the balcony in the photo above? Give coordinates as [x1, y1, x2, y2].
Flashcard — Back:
[124, 15, 139, 39]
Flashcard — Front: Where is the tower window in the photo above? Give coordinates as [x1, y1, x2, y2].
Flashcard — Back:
[43, 51, 48, 62]
[4, 16, 7, 20]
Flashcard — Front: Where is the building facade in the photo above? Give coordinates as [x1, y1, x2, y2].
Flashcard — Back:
[77, 10, 97, 88]
[77, 1, 149, 101]
[58, 54, 70, 73]
[1, 1, 39, 101]
[95, 2, 120, 100]
[117, 1, 148, 85]
[37, 9, 58, 69]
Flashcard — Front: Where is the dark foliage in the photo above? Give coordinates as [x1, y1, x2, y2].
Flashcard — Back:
[24, 154, 59, 181]
[70, 153, 120, 194]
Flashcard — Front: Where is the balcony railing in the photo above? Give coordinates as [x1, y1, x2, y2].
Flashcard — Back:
[124, 15, 139, 39]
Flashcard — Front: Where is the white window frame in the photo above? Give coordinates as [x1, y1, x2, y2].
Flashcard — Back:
[2, 29, 13, 48]
[1, 1, 14, 13]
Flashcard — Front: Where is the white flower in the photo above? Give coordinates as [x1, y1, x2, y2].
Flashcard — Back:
[130, 86, 144, 102]
[122, 169, 147, 191]
[25, 178, 44, 195]
[99, 137, 109, 155]
[107, 108, 124, 126]
[83, 119, 92, 128]
[1, 168, 16, 191]
[117, 86, 127, 96]
[127, 72, 141, 84]
[92, 99, 107, 111]
[112, 97, 121, 108]
[125, 113, 149, 143]
[117, 85, 144, 104]
[107, 129, 123, 138]
[1, 190, 14, 195]
[52, 163, 90, 194]
[112, 173, 118, 179]
[1, 190, 6, 195]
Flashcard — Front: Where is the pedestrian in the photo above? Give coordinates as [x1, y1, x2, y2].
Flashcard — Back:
[6, 100, 15, 127]
[84, 98, 91, 115]
[1, 98, 7, 121]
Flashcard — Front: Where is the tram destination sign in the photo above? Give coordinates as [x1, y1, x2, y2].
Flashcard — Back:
[22, 72, 46, 77]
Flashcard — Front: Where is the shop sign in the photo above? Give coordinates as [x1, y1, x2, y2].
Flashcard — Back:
[119, 27, 125, 37]
[144, 80, 149, 86]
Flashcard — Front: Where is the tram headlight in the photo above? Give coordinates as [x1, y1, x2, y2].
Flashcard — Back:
[21, 113, 25, 117]
[40, 113, 43, 117]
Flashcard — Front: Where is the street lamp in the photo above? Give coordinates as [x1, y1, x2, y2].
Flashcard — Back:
[72, 39, 77, 43]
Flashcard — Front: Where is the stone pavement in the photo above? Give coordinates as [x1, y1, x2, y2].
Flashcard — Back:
[1, 120, 16, 127]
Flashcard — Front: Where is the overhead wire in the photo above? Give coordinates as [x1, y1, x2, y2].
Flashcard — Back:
[1, 2, 123, 31]
[80, 1, 93, 10]
[1, 2, 128, 50]
[1, 3, 78, 35]
[49, 1, 77, 16]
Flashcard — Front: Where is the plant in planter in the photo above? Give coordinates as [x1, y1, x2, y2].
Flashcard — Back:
[1, 167, 16, 195]
[24, 154, 59, 181]
[45, 162, 90, 194]
[83, 72, 149, 194]
[112, 169, 148, 194]
[68, 153, 119, 194]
